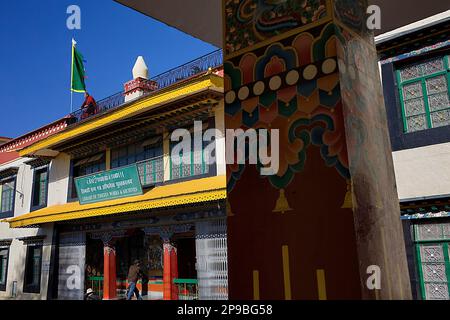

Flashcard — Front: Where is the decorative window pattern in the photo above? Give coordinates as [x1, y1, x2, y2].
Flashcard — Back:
[137, 156, 164, 186]
[170, 137, 210, 181]
[111, 139, 163, 187]
[111, 139, 162, 169]
[31, 167, 48, 211]
[0, 177, 16, 217]
[397, 56, 450, 133]
[415, 223, 450, 300]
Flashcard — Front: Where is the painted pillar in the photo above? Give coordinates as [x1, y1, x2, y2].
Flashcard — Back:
[105, 148, 111, 170]
[102, 240, 117, 300]
[162, 241, 178, 300]
[170, 244, 179, 300]
[223, 0, 411, 300]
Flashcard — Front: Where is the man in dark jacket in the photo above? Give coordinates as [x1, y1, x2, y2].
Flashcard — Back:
[126, 259, 143, 300]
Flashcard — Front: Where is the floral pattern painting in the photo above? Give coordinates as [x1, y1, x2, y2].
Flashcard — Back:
[225, 0, 329, 56]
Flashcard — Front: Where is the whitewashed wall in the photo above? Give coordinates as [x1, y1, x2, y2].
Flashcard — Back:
[47, 153, 70, 206]
[214, 100, 226, 176]
[0, 154, 70, 300]
[393, 142, 450, 200]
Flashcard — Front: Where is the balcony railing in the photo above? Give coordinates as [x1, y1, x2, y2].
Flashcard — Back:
[68, 49, 223, 124]
[173, 278, 199, 300]
[136, 152, 210, 187]
[136, 156, 164, 186]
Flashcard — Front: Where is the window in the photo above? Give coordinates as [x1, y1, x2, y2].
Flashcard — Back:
[397, 55, 450, 133]
[0, 247, 9, 291]
[170, 126, 211, 180]
[23, 244, 42, 294]
[69, 153, 106, 200]
[414, 223, 450, 300]
[111, 139, 164, 186]
[0, 177, 16, 218]
[31, 167, 48, 211]
[110, 138, 163, 169]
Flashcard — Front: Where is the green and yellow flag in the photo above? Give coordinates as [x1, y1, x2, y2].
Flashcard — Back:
[71, 39, 86, 93]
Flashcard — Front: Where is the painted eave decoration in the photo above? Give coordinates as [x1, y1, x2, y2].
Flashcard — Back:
[5, 175, 227, 228]
[18, 73, 224, 158]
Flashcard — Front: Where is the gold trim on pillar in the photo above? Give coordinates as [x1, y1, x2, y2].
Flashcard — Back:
[316, 269, 327, 300]
[253, 270, 260, 300]
[282, 245, 292, 300]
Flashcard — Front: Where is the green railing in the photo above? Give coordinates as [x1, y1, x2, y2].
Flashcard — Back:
[136, 156, 164, 186]
[87, 276, 199, 300]
[87, 276, 103, 297]
[170, 151, 209, 181]
[173, 278, 198, 300]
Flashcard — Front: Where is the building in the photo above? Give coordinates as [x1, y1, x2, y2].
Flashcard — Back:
[0, 118, 70, 299]
[377, 11, 450, 300]
[2, 1, 449, 301]
[113, 0, 449, 300]
[2, 52, 227, 300]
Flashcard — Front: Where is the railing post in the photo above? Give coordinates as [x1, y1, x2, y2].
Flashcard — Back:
[163, 129, 171, 182]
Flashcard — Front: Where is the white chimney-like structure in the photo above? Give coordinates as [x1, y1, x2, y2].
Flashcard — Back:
[124, 56, 158, 103]
[132, 56, 148, 79]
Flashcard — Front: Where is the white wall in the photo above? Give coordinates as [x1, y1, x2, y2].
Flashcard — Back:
[393, 142, 450, 200]
[214, 100, 226, 176]
[0, 156, 65, 300]
[47, 153, 70, 206]
[0, 223, 53, 300]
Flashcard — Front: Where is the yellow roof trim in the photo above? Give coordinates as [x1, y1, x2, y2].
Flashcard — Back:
[19, 74, 224, 157]
[6, 175, 226, 228]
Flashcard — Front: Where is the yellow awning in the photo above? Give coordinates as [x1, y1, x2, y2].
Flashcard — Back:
[5, 175, 226, 228]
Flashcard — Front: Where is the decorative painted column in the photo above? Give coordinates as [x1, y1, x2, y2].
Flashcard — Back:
[91, 231, 126, 300]
[143, 225, 191, 300]
[103, 239, 117, 300]
[223, 0, 411, 300]
[163, 240, 178, 300]
[170, 244, 179, 299]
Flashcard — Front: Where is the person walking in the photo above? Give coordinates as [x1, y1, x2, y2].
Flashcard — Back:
[127, 259, 143, 300]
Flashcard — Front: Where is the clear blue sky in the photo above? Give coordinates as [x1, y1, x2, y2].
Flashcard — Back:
[0, 0, 217, 138]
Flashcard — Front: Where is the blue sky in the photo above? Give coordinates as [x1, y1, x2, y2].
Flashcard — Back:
[0, 0, 217, 138]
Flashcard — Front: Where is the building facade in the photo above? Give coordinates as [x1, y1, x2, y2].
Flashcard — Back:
[3, 52, 228, 300]
[377, 11, 450, 300]
[0, 119, 70, 299]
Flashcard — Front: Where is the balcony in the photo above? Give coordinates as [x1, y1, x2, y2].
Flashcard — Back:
[68, 49, 223, 124]
[135, 151, 211, 188]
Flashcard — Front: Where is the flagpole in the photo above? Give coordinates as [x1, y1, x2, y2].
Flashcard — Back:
[70, 90, 73, 113]
[70, 37, 75, 113]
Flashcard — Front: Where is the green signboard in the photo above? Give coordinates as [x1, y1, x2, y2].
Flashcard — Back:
[75, 164, 143, 205]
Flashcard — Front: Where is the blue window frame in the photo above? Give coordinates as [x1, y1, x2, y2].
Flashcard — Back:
[110, 139, 163, 169]
[0, 247, 9, 291]
[69, 153, 106, 200]
[23, 244, 42, 294]
[0, 177, 16, 218]
[30, 166, 49, 212]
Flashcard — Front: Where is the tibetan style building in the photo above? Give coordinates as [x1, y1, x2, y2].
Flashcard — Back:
[2, 52, 227, 300]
